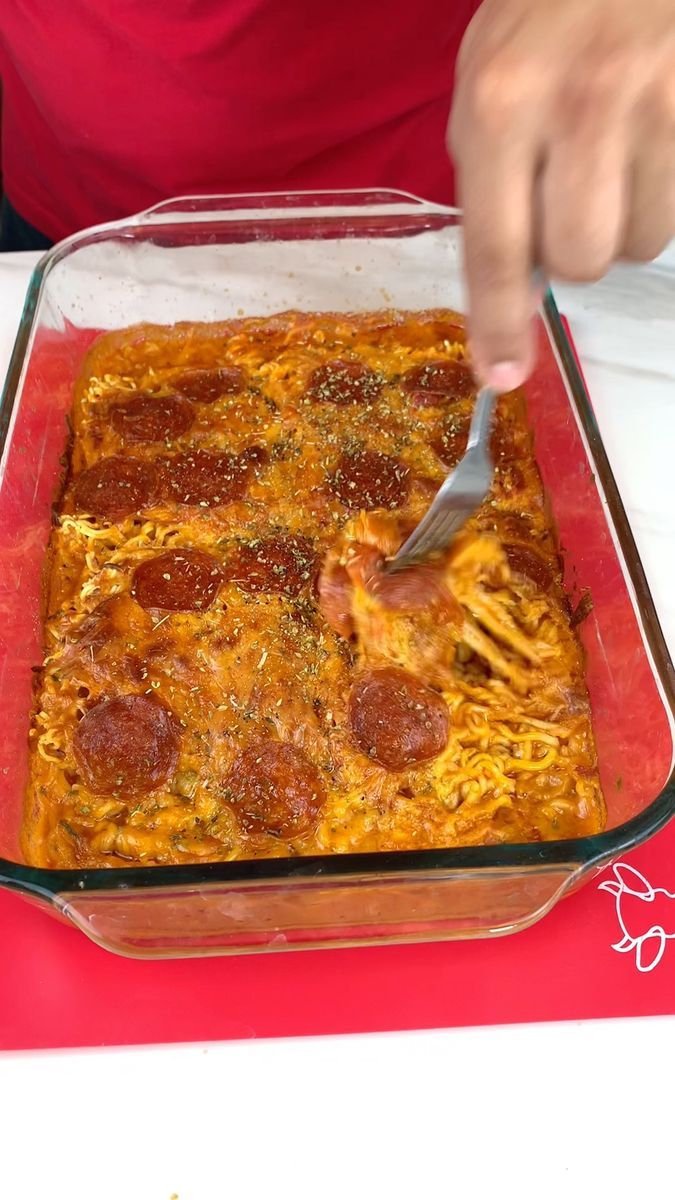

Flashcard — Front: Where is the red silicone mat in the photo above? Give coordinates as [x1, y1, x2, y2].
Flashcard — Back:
[1, 317, 674, 1051]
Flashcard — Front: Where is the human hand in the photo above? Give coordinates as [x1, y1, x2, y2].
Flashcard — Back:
[450, 0, 675, 389]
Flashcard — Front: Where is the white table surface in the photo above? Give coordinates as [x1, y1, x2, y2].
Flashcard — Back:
[1, 249, 674, 1200]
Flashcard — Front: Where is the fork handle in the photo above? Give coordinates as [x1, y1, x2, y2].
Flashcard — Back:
[466, 385, 497, 451]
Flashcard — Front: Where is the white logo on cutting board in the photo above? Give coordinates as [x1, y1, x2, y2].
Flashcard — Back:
[599, 862, 675, 973]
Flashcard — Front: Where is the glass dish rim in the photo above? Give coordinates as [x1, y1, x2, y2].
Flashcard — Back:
[1, 189, 674, 898]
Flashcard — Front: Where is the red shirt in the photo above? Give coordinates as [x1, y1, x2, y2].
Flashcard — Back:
[0, 1, 478, 243]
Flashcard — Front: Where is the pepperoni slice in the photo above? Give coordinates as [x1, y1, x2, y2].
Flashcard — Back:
[319, 543, 461, 637]
[307, 360, 381, 405]
[73, 456, 159, 521]
[361, 556, 461, 620]
[159, 446, 266, 507]
[413, 475, 442, 506]
[505, 544, 554, 591]
[223, 534, 317, 597]
[73, 694, 180, 795]
[349, 666, 449, 771]
[492, 417, 526, 464]
[496, 462, 526, 494]
[173, 366, 246, 404]
[402, 359, 474, 406]
[486, 512, 534, 542]
[131, 549, 224, 611]
[318, 558, 353, 638]
[238, 444, 268, 471]
[431, 415, 469, 468]
[110, 392, 194, 443]
[330, 450, 410, 510]
[432, 416, 518, 469]
[226, 741, 325, 837]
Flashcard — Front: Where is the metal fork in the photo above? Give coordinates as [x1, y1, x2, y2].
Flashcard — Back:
[385, 383, 497, 573]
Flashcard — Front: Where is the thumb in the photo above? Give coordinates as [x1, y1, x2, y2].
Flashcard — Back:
[466, 244, 538, 392]
[455, 136, 538, 390]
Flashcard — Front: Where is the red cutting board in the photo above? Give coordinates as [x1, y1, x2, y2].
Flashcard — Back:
[2, 832, 675, 1050]
[1, 317, 674, 1051]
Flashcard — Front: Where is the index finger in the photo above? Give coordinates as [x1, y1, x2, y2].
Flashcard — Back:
[451, 89, 538, 391]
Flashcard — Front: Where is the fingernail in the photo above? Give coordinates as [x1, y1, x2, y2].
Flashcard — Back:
[485, 361, 524, 392]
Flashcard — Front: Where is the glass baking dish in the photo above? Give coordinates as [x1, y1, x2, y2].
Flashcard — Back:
[0, 189, 673, 959]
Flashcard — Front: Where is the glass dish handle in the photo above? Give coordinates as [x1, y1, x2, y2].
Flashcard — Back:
[130, 189, 449, 225]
